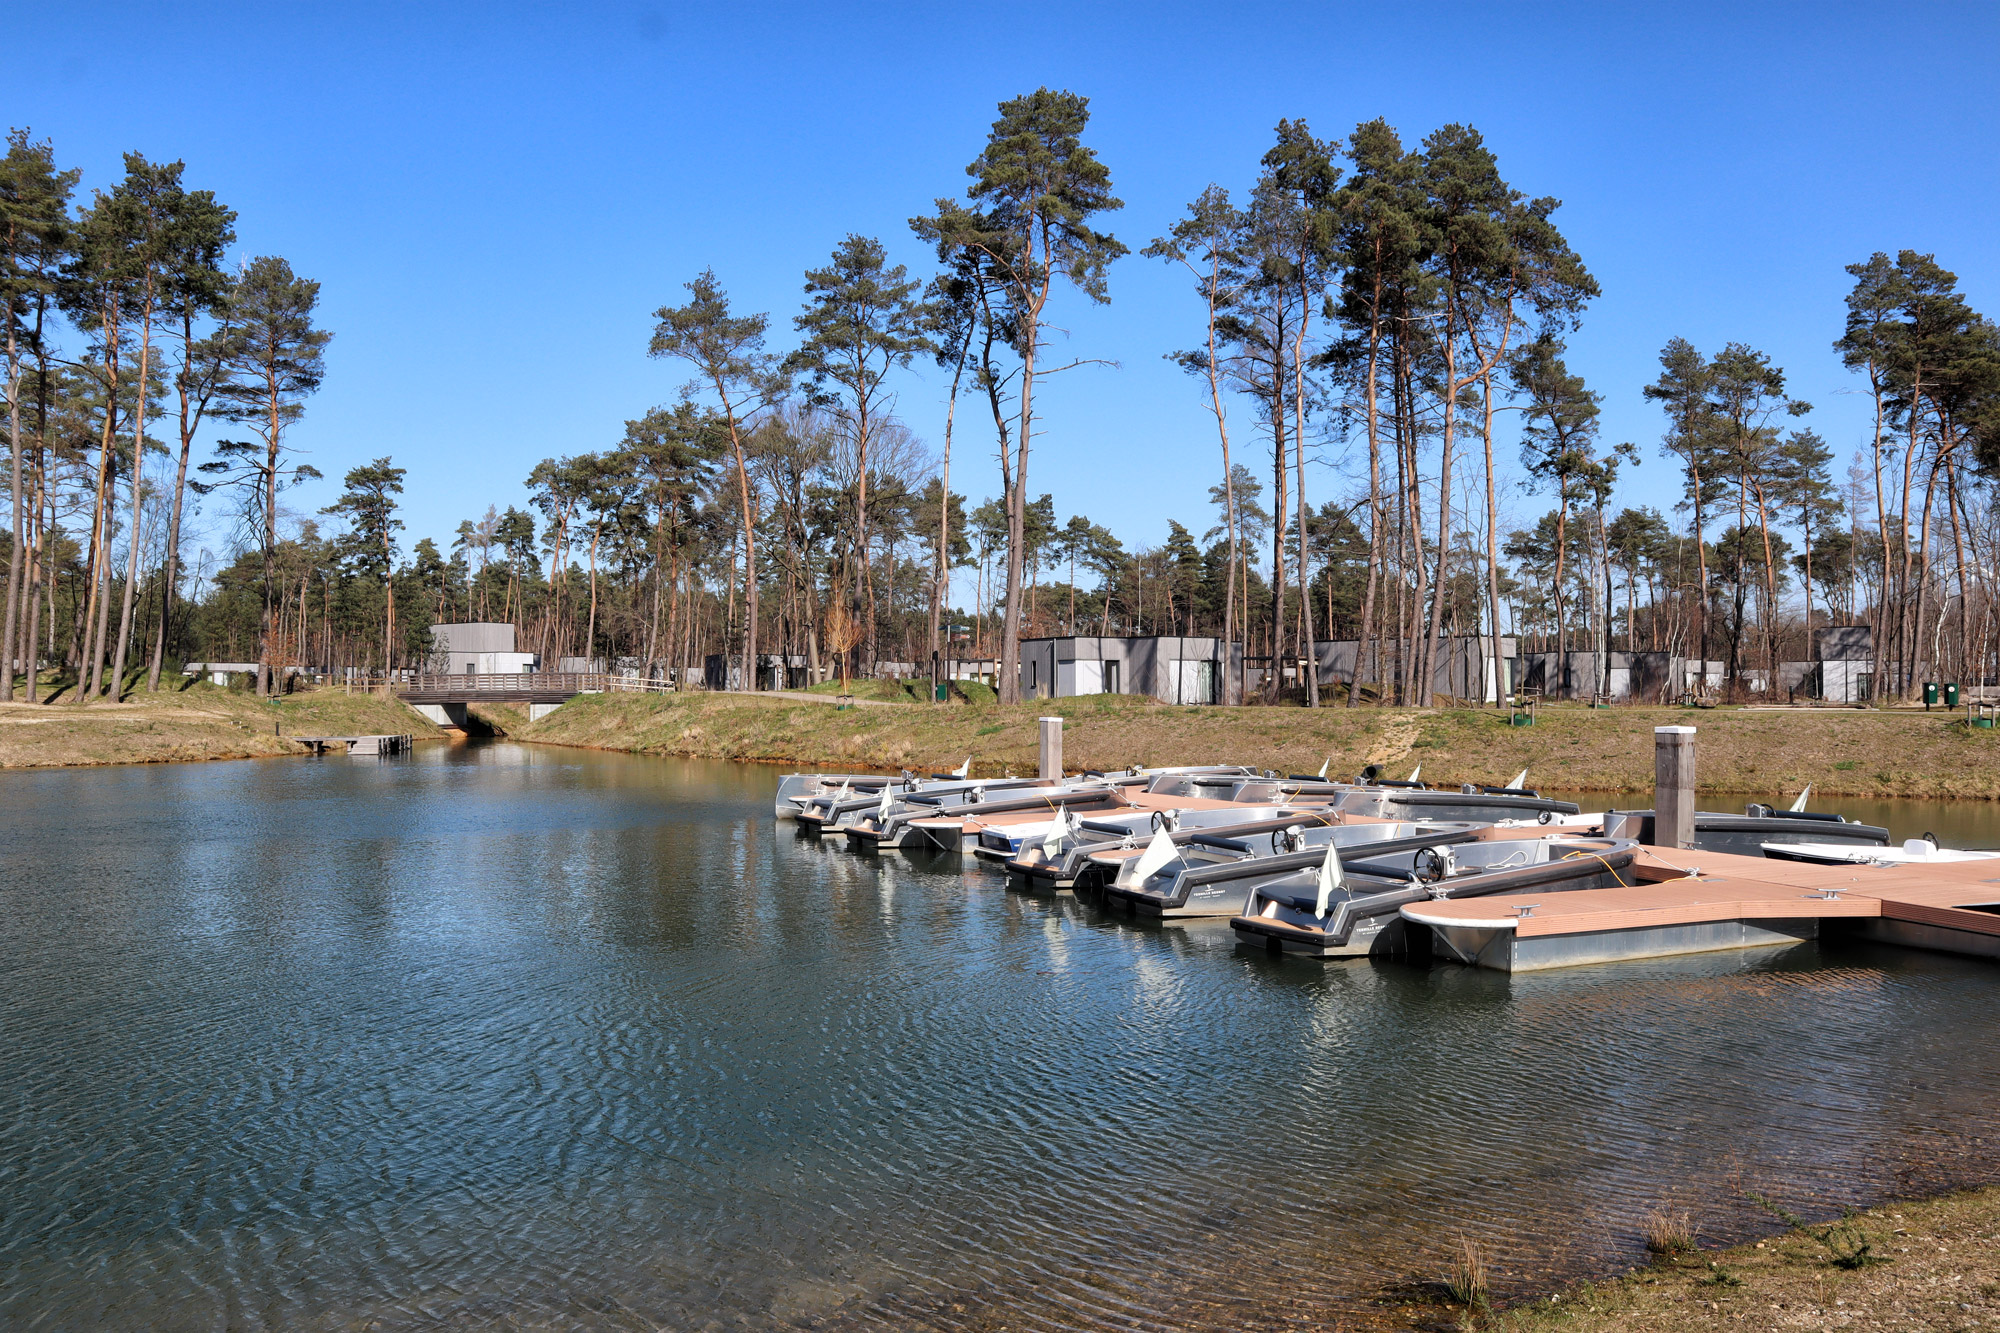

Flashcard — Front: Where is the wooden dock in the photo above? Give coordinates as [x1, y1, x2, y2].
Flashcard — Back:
[1402, 847, 2000, 971]
[293, 734, 415, 756]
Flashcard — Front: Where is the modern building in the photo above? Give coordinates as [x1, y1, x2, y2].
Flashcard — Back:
[1514, 651, 1719, 702]
[430, 623, 538, 675]
[1016, 635, 1238, 705]
[1815, 624, 1875, 703]
[1315, 635, 1518, 703]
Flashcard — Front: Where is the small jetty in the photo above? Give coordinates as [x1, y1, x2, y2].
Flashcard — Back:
[1394, 724, 2000, 971]
[782, 719, 2000, 977]
[1402, 846, 2000, 970]
[293, 734, 414, 757]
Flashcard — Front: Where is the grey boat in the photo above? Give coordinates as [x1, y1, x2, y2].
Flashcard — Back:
[794, 775, 1048, 834]
[1000, 804, 1328, 887]
[1604, 804, 1889, 857]
[1231, 835, 1641, 958]
[1098, 819, 1486, 919]
[841, 766, 1260, 853]
[774, 771, 896, 820]
[846, 779, 1140, 853]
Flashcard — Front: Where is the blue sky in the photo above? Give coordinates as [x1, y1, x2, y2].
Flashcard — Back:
[15, 2, 2000, 578]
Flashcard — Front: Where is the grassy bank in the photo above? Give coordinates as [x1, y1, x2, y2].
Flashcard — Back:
[1457, 1185, 2000, 1332]
[516, 691, 2000, 799]
[11, 682, 1999, 798]
[0, 683, 445, 768]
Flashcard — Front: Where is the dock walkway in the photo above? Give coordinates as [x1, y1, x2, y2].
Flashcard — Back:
[292, 734, 414, 756]
[1403, 847, 2000, 971]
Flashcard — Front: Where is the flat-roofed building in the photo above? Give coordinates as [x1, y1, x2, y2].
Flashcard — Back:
[431, 623, 538, 674]
[1016, 635, 1238, 705]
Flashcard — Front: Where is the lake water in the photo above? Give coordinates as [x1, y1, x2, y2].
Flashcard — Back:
[5, 742, 2000, 1331]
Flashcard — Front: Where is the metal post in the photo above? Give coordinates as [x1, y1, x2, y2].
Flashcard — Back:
[1038, 715, 1063, 780]
[1654, 725, 1695, 849]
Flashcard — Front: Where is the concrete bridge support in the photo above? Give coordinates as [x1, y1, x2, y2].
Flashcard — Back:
[412, 701, 469, 729]
[528, 702, 563, 722]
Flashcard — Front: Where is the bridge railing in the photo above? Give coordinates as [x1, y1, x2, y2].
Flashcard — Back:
[399, 672, 615, 695]
[295, 670, 709, 696]
[393, 671, 697, 696]
[604, 674, 681, 694]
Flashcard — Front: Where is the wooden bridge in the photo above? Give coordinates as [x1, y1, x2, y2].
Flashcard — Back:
[396, 672, 617, 705]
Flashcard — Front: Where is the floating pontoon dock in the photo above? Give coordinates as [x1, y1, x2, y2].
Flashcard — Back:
[1402, 846, 2000, 971]
[293, 734, 414, 756]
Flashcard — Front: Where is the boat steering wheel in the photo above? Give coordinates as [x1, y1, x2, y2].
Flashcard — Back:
[1414, 845, 1455, 884]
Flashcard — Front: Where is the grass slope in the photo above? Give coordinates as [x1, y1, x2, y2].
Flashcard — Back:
[0, 683, 445, 768]
[516, 694, 2000, 798]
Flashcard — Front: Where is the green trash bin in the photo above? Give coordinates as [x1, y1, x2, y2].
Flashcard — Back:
[935, 681, 949, 702]
[1924, 681, 1940, 709]
[1946, 682, 1961, 708]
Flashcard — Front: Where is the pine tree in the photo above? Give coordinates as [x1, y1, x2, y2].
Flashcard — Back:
[912, 89, 1124, 703]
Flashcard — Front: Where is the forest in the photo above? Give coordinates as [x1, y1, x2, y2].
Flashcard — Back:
[3, 91, 1997, 708]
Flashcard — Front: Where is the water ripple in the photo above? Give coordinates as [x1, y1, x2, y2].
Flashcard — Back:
[2, 746, 1998, 1330]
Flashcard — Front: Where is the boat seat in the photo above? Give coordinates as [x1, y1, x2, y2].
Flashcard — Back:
[1260, 890, 1341, 917]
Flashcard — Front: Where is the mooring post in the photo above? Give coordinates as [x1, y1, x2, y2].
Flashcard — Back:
[1038, 715, 1063, 780]
[1654, 725, 1696, 849]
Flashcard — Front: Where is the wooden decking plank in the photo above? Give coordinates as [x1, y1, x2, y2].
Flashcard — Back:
[1409, 876, 1882, 937]
[1878, 899, 2000, 936]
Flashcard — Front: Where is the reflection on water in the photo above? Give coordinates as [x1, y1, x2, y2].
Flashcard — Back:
[3, 744, 2000, 1330]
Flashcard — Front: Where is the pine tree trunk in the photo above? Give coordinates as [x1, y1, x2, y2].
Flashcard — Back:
[110, 290, 157, 699]
[1, 317, 22, 702]
[717, 385, 758, 693]
[148, 313, 202, 692]
[1479, 369, 1506, 706]
[1291, 300, 1317, 708]
[1350, 308, 1382, 709]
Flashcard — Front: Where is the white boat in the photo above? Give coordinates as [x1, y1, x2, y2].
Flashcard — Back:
[1759, 836, 2000, 867]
